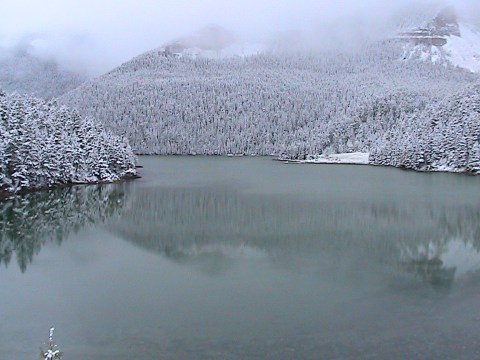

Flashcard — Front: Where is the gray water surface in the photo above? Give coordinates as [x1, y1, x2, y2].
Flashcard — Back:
[2, 157, 480, 359]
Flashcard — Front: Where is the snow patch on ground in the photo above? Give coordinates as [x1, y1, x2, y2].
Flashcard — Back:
[285, 152, 370, 165]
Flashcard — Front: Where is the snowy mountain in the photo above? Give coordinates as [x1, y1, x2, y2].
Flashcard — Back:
[399, 7, 480, 73]
[56, 9, 480, 174]
[60, 39, 477, 158]
[0, 46, 87, 99]
[0, 91, 137, 195]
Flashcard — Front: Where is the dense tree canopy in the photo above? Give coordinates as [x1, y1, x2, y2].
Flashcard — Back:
[0, 91, 137, 195]
[60, 41, 477, 165]
[371, 84, 480, 174]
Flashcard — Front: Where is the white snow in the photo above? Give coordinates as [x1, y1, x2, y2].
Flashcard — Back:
[170, 42, 265, 59]
[430, 46, 442, 63]
[0, 92, 137, 194]
[402, 23, 480, 73]
[443, 24, 480, 73]
[44, 349, 60, 360]
[286, 153, 370, 165]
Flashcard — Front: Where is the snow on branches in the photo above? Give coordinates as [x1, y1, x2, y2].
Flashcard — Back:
[60, 41, 477, 161]
[0, 92, 137, 195]
[371, 84, 480, 174]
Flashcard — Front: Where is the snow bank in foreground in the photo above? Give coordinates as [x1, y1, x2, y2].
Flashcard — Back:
[285, 153, 370, 165]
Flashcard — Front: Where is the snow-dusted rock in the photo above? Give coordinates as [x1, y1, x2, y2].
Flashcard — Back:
[400, 7, 480, 73]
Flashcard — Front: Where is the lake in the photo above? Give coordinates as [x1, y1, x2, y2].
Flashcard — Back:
[2, 157, 480, 359]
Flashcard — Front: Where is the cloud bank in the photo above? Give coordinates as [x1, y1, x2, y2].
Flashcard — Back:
[0, 0, 478, 74]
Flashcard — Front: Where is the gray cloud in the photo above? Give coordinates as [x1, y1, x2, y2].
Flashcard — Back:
[0, 0, 478, 74]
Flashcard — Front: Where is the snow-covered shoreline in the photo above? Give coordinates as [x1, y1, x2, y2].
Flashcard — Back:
[0, 173, 140, 199]
[281, 153, 370, 165]
[279, 152, 479, 175]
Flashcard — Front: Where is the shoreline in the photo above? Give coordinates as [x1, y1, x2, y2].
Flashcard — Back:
[134, 153, 480, 177]
[0, 174, 141, 200]
[280, 158, 479, 176]
[4, 154, 476, 201]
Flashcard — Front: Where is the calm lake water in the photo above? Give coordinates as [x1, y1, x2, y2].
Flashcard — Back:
[2, 157, 480, 359]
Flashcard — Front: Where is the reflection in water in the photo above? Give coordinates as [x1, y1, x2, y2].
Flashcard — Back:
[0, 184, 129, 272]
[3, 159, 480, 360]
[110, 187, 480, 289]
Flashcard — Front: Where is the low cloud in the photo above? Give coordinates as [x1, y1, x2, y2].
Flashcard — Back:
[0, 0, 477, 75]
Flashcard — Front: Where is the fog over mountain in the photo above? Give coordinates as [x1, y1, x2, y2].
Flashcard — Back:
[0, 43, 87, 98]
[1, 0, 479, 75]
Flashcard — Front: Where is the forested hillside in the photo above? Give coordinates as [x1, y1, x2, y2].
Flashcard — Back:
[371, 84, 480, 174]
[60, 40, 477, 160]
[0, 91, 137, 195]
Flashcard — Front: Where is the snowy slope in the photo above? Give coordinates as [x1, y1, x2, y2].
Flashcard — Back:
[0, 92, 137, 195]
[443, 24, 480, 72]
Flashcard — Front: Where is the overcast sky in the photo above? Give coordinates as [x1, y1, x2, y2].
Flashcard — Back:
[0, 0, 478, 74]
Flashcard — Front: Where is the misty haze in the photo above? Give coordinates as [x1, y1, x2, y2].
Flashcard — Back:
[1, 1, 480, 359]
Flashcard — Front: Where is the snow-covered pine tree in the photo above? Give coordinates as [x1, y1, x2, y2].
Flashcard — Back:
[370, 83, 480, 173]
[59, 40, 478, 162]
[0, 91, 137, 195]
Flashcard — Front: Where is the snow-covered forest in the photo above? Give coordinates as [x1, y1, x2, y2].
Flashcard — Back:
[0, 91, 137, 195]
[0, 184, 128, 271]
[60, 40, 479, 172]
[371, 84, 480, 174]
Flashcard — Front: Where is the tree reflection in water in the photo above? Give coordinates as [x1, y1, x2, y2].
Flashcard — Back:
[109, 187, 480, 290]
[0, 184, 129, 272]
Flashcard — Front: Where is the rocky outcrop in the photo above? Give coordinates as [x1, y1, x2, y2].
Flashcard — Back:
[397, 7, 460, 48]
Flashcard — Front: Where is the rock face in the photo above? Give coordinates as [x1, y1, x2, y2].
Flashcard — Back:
[431, 6, 461, 37]
[398, 7, 460, 47]
[399, 7, 480, 73]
